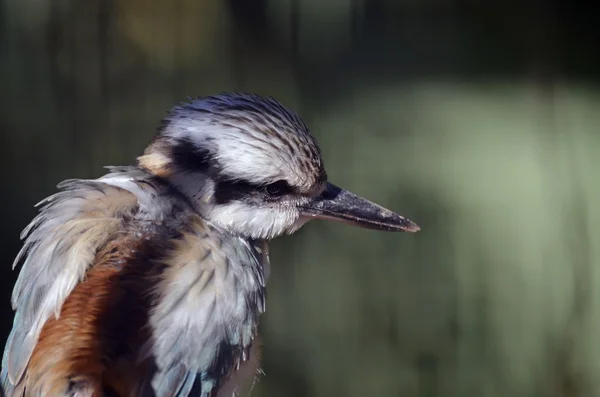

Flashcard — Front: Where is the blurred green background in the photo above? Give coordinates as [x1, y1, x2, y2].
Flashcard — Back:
[1, 1, 599, 396]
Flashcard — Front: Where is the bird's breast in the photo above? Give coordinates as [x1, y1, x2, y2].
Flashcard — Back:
[144, 215, 269, 389]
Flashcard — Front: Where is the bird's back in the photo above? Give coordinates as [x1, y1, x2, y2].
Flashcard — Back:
[1, 167, 267, 397]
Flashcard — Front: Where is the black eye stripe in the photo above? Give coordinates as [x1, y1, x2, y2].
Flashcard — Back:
[213, 179, 295, 205]
[213, 179, 257, 205]
[168, 138, 297, 204]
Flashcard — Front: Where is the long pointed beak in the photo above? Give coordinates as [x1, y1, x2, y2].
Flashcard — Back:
[298, 183, 420, 232]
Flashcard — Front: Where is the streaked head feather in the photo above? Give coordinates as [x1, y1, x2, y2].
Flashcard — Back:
[138, 93, 328, 240]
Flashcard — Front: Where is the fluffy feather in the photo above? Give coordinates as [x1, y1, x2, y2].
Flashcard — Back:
[3, 178, 139, 390]
[2, 169, 269, 397]
[137, 215, 266, 397]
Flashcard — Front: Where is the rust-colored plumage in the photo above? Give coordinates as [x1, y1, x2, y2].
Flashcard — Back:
[24, 215, 170, 396]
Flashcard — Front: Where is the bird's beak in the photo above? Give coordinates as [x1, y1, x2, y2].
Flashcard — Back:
[298, 183, 420, 232]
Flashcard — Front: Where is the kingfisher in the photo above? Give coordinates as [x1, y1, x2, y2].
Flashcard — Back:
[1, 93, 419, 397]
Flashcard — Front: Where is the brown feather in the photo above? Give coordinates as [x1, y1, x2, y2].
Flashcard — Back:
[24, 231, 171, 397]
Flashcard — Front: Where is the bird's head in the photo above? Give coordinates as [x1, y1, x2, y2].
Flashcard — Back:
[138, 93, 420, 240]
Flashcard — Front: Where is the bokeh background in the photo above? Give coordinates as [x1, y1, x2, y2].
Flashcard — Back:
[1, 1, 600, 396]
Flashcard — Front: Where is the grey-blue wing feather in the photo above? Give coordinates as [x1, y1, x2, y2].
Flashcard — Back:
[148, 367, 200, 397]
[136, 365, 220, 397]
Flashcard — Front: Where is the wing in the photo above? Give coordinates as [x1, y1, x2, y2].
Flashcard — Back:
[135, 221, 267, 397]
[1, 177, 140, 394]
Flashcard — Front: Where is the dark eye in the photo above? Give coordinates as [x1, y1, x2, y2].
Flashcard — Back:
[264, 180, 291, 196]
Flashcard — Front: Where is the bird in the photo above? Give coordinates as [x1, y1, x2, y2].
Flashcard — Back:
[0, 93, 420, 397]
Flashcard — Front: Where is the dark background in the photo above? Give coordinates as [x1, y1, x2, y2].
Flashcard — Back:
[1, 1, 599, 396]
